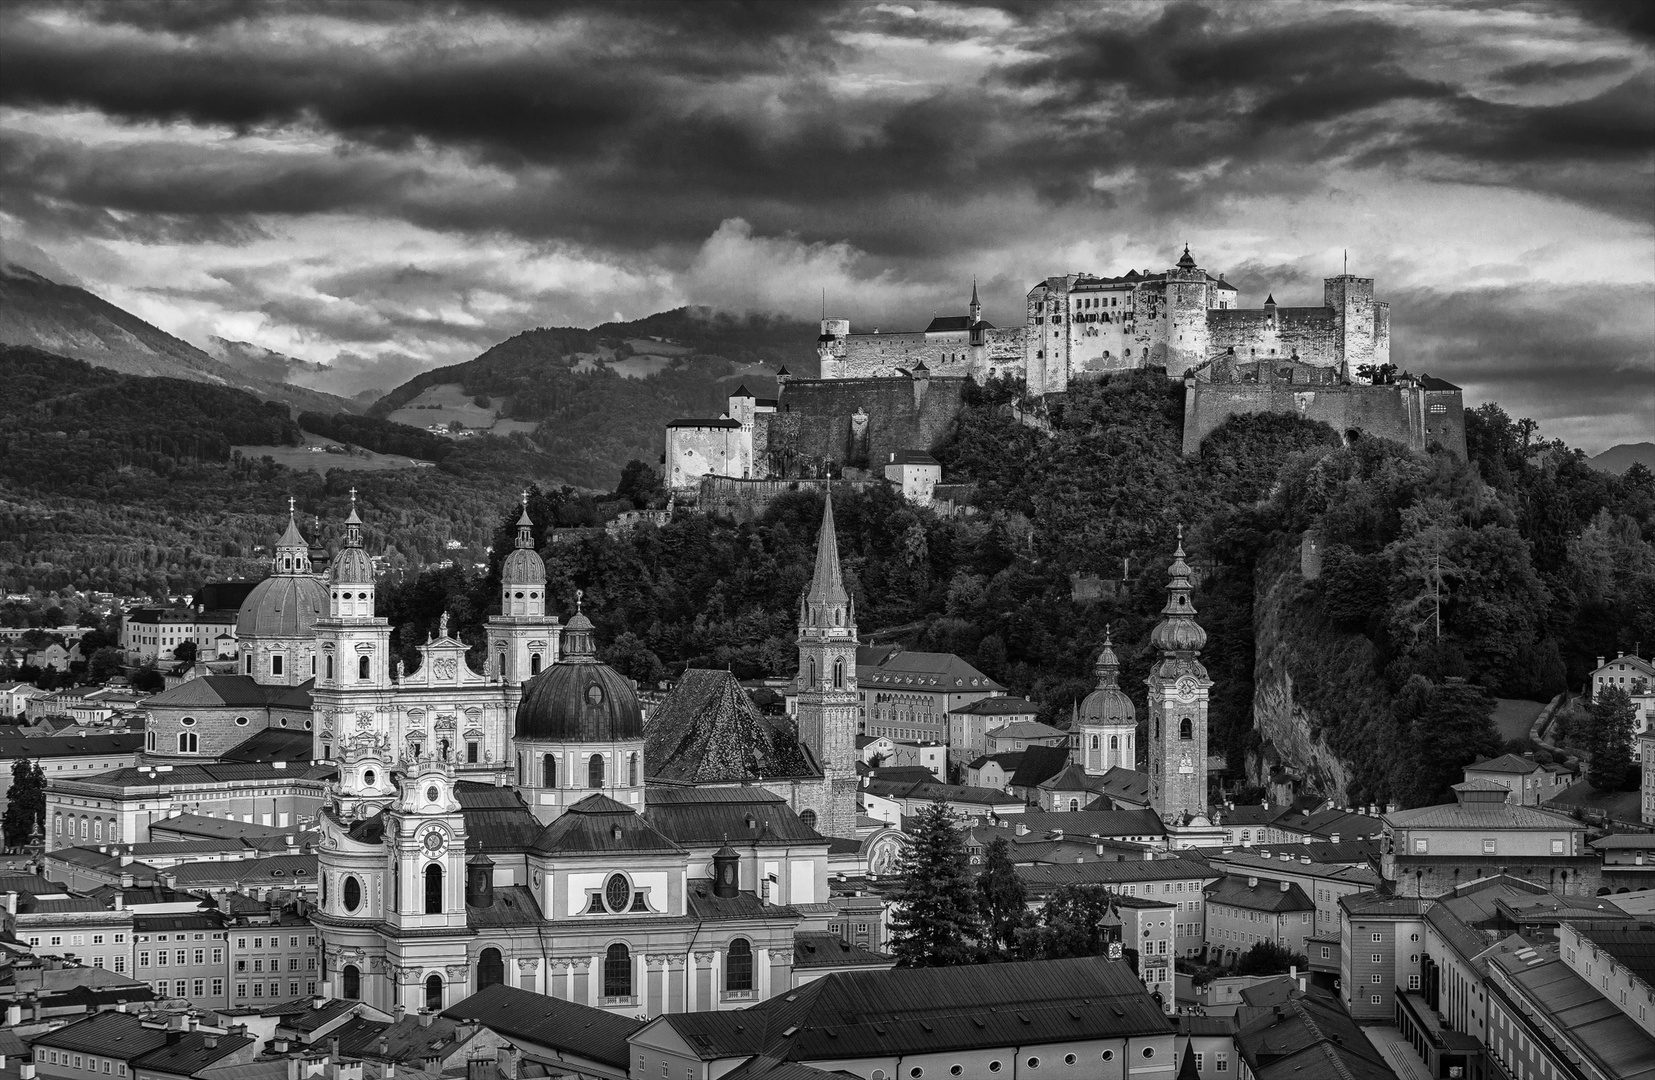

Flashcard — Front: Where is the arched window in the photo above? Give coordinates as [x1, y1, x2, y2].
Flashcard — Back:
[146, 731, 156, 751]
[807, 658, 817, 688]
[589, 754, 605, 789]
[603, 944, 631, 999]
[628, 753, 638, 787]
[359, 655, 371, 680]
[80, 817, 88, 840]
[325, 655, 334, 680]
[497, 652, 506, 676]
[425, 973, 443, 1012]
[1179, 718, 1193, 740]
[245, 655, 253, 674]
[439, 738, 451, 761]
[425, 864, 444, 914]
[799, 809, 818, 831]
[94, 820, 103, 842]
[476, 948, 504, 991]
[342, 965, 360, 1000]
[1069, 799, 1080, 812]
[530, 653, 542, 676]
[543, 754, 557, 788]
[726, 938, 753, 992]
[1091, 735, 1100, 750]
[177, 732, 198, 753]
[53, 812, 61, 836]
[343, 876, 362, 912]
[833, 659, 844, 689]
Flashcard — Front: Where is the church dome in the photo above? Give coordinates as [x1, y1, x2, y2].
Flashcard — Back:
[1079, 629, 1135, 724]
[502, 546, 546, 585]
[514, 659, 641, 742]
[331, 546, 375, 587]
[236, 575, 327, 638]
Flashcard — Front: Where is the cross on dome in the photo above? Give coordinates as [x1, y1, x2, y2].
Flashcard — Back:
[575, 588, 584, 613]
[289, 496, 296, 515]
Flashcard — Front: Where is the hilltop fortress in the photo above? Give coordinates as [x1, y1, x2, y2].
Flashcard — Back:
[664, 246, 1459, 497]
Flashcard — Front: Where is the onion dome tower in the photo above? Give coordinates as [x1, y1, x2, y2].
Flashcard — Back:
[314, 488, 395, 765]
[1146, 530, 1212, 824]
[487, 493, 559, 688]
[513, 592, 644, 823]
[1077, 625, 1137, 775]
[235, 498, 326, 686]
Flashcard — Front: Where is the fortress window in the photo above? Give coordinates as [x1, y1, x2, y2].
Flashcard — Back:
[425, 864, 444, 914]
[245, 656, 253, 674]
[1110, 735, 1119, 750]
[466, 741, 479, 764]
[497, 651, 507, 676]
[589, 754, 606, 788]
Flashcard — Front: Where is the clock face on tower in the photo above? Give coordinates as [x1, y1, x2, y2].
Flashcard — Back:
[1175, 676, 1199, 702]
[421, 828, 447, 855]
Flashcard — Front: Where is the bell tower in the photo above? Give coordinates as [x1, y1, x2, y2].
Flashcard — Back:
[1146, 530, 1212, 824]
[796, 491, 858, 838]
[485, 493, 560, 689]
[382, 758, 472, 1013]
[314, 490, 395, 762]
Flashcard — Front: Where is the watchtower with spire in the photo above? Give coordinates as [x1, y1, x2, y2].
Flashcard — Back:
[796, 492, 859, 838]
[1146, 531, 1213, 823]
[486, 493, 561, 687]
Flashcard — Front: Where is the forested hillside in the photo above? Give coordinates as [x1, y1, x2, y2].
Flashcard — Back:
[363, 307, 820, 488]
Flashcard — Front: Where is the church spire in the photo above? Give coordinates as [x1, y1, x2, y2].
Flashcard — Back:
[969, 277, 982, 324]
[1150, 527, 1206, 656]
[807, 490, 850, 610]
[515, 490, 534, 549]
[1093, 624, 1122, 687]
[274, 497, 311, 575]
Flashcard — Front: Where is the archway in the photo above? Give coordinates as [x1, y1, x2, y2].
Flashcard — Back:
[476, 948, 504, 990]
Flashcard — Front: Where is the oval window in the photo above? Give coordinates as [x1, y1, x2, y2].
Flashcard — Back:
[304, 720, 313, 730]
[180, 716, 196, 727]
[1100, 1051, 1114, 1063]
[988, 1064, 1002, 1074]
[363, 769, 376, 787]
[586, 684, 605, 706]
[1063, 1055, 1076, 1065]
[234, 716, 249, 727]
[1142, 1047, 1155, 1059]
[604, 873, 630, 912]
[343, 876, 362, 912]
[1026, 1059, 1039, 1069]
[426, 786, 440, 802]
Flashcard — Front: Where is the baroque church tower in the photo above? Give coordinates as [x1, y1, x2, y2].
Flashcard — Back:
[1146, 532, 1212, 823]
[486, 495, 560, 687]
[1077, 626, 1136, 776]
[314, 491, 395, 763]
[796, 492, 859, 838]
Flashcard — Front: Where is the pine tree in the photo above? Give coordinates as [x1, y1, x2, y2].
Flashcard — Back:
[976, 836, 1027, 958]
[1587, 685, 1637, 791]
[1017, 883, 1116, 960]
[2, 757, 45, 848]
[887, 801, 982, 967]
[1235, 940, 1308, 976]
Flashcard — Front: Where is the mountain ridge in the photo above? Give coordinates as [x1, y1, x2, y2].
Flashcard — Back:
[0, 264, 362, 417]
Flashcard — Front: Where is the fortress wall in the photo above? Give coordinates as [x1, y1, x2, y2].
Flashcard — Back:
[665, 424, 747, 491]
[1183, 380, 1464, 457]
[698, 476, 878, 523]
[759, 376, 968, 477]
[832, 332, 975, 379]
[1207, 310, 1340, 366]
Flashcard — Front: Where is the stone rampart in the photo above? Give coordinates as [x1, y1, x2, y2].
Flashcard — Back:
[697, 476, 879, 523]
[1183, 372, 1465, 458]
[758, 375, 968, 477]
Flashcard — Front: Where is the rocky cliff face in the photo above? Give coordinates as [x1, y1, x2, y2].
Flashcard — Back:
[1248, 537, 1395, 805]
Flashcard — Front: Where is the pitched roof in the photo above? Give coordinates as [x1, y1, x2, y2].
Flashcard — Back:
[886, 449, 940, 466]
[1007, 744, 1073, 789]
[30, 1012, 167, 1057]
[856, 650, 1002, 692]
[1235, 994, 1394, 1080]
[1487, 943, 1655, 1080]
[1384, 802, 1579, 830]
[989, 720, 1067, 740]
[442, 983, 645, 1069]
[923, 315, 975, 332]
[1466, 753, 1543, 775]
[142, 675, 313, 710]
[1573, 924, 1655, 985]
[149, 814, 301, 840]
[645, 786, 825, 846]
[1206, 874, 1315, 913]
[0, 732, 144, 758]
[219, 726, 317, 762]
[455, 781, 551, 853]
[1270, 806, 1382, 838]
[1011, 808, 1167, 838]
[80, 761, 334, 791]
[165, 853, 316, 887]
[645, 669, 813, 783]
[948, 696, 1038, 716]
[656, 955, 1168, 1061]
[790, 932, 893, 970]
[1039, 762, 1109, 794]
[1015, 858, 1219, 893]
[133, 1031, 255, 1074]
[806, 492, 849, 608]
[532, 794, 685, 855]
[666, 417, 742, 429]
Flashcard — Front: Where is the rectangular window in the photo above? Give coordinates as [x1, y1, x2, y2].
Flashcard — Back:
[253, 960, 263, 973]
[1372, 995, 1382, 1004]
[1409, 974, 1421, 990]
[1551, 838, 1565, 854]
[175, 980, 187, 998]
[253, 983, 263, 997]
[175, 950, 187, 965]
[1216, 1055, 1228, 1072]
[1372, 953, 1382, 963]
[1483, 839, 1496, 854]
[194, 950, 204, 965]
[115, 934, 125, 943]
[92, 935, 104, 944]
[236, 960, 247, 973]
[254, 937, 263, 949]
[212, 948, 223, 964]
[193, 980, 204, 997]
[236, 984, 247, 998]
[93, 957, 104, 968]
[1413, 837, 1428, 854]
[114, 956, 126, 973]
[139, 952, 150, 967]
[1373, 933, 1383, 942]
[212, 979, 223, 997]
[1371, 974, 1382, 984]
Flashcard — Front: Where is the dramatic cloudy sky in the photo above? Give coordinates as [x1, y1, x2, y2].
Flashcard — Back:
[1, 0, 1650, 449]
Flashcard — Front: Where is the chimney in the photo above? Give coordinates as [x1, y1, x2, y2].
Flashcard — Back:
[495, 1046, 517, 1080]
[275, 1039, 291, 1054]
[1096, 844, 1106, 856]
[204, 1035, 218, 1049]
[1330, 833, 1340, 844]
[1247, 877, 1259, 889]
[419, 1010, 433, 1028]
[377, 1037, 389, 1058]
[187, 1015, 199, 1031]
[287, 1060, 301, 1080]
[393, 1005, 406, 1022]
[1015, 823, 1028, 836]
[1280, 880, 1290, 892]
[466, 1059, 492, 1080]
[114, 893, 124, 911]
[22, 1064, 37, 1080]
[6, 1003, 20, 1027]
[121, 872, 134, 887]
[3, 892, 15, 915]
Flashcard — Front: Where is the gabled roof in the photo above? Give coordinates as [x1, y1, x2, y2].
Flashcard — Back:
[1016, 858, 1219, 894]
[654, 955, 1168, 1061]
[989, 720, 1067, 741]
[443, 983, 645, 1070]
[790, 932, 893, 970]
[1466, 753, 1543, 775]
[81, 761, 334, 790]
[886, 449, 940, 466]
[1206, 874, 1315, 913]
[1012, 807, 1166, 838]
[923, 315, 974, 332]
[1038, 762, 1109, 794]
[532, 794, 684, 855]
[1235, 993, 1394, 1080]
[0, 732, 144, 758]
[150, 813, 302, 840]
[456, 781, 547, 852]
[1385, 801, 1579, 830]
[948, 696, 1038, 716]
[220, 726, 317, 762]
[645, 669, 814, 784]
[1007, 744, 1072, 789]
[133, 1030, 255, 1074]
[165, 853, 315, 887]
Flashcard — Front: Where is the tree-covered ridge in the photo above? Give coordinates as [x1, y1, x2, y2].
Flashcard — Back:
[297, 411, 455, 462]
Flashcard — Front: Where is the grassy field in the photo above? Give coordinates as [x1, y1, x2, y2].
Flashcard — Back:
[233, 430, 429, 473]
[384, 383, 502, 430]
[1491, 697, 1548, 742]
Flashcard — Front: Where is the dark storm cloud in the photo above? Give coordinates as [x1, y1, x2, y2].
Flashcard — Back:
[2, 0, 1650, 259]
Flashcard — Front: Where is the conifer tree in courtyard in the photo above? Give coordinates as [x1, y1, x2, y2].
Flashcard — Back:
[2, 758, 45, 848]
[1587, 685, 1637, 791]
[977, 835, 1027, 959]
[888, 800, 982, 966]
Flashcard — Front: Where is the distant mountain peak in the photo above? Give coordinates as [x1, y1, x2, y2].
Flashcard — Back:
[1588, 442, 1655, 475]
